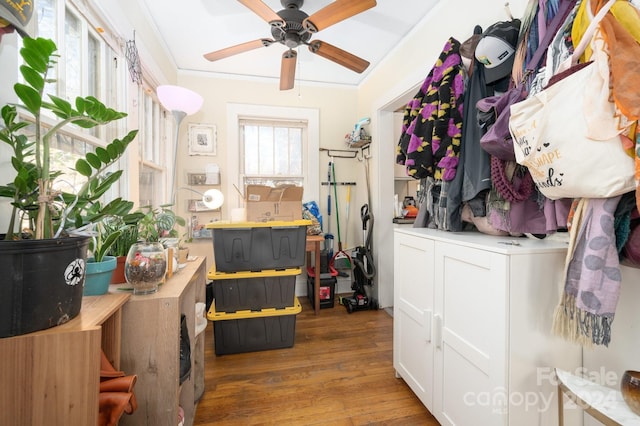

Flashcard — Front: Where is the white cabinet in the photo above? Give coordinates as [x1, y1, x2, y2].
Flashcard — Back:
[394, 228, 582, 426]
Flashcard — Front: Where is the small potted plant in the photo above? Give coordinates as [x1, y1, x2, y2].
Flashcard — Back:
[0, 37, 137, 336]
[83, 221, 122, 296]
[123, 205, 186, 295]
[102, 212, 144, 284]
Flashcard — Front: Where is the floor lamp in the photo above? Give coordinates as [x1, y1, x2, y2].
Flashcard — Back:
[157, 85, 204, 205]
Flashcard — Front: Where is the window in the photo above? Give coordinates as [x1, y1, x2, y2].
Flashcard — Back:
[138, 88, 171, 207]
[226, 104, 320, 209]
[240, 118, 305, 187]
[29, 0, 126, 199]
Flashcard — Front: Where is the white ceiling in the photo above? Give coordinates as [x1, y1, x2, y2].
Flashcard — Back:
[141, 0, 441, 87]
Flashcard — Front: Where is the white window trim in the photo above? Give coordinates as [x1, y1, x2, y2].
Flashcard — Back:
[226, 103, 319, 211]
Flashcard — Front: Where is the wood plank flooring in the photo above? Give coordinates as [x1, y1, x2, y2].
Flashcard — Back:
[194, 296, 439, 425]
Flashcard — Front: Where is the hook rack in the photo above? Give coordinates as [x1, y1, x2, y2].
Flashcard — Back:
[321, 181, 356, 186]
[319, 148, 358, 159]
[320, 143, 371, 160]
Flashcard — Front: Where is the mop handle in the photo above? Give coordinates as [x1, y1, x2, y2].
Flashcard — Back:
[332, 161, 341, 242]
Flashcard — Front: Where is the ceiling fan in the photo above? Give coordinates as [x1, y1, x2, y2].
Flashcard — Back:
[203, 0, 377, 90]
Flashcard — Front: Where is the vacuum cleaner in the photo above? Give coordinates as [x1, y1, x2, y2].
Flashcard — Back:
[341, 204, 378, 313]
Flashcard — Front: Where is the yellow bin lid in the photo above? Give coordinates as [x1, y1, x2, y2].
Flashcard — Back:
[207, 297, 302, 321]
[208, 266, 301, 280]
[205, 219, 311, 229]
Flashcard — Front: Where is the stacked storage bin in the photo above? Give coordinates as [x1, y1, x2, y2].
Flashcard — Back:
[205, 220, 310, 355]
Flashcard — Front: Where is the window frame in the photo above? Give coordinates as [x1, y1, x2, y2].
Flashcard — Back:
[226, 103, 319, 210]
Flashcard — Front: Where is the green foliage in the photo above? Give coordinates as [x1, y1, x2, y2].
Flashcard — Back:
[0, 37, 137, 240]
[137, 205, 186, 243]
[101, 212, 144, 257]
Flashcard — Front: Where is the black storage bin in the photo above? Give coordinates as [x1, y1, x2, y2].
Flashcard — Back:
[307, 275, 336, 309]
[208, 297, 302, 355]
[211, 269, 298, 312]
[206, 220, 310, 272]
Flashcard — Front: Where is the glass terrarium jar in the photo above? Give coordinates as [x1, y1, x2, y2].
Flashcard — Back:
[124, 241, 167, 295]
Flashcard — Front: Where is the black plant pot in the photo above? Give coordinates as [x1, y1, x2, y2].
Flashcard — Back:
[0, 235, 90, 338]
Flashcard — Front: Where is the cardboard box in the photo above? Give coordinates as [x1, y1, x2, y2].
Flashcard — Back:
[245, 185, 303, 222]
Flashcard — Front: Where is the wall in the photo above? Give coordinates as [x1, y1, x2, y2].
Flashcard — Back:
[173, 73, 361, 275]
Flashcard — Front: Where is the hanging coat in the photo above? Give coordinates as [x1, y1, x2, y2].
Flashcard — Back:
[396, 38, 465, 181]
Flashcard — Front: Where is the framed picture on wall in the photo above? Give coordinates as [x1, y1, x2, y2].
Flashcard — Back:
[188, 124, 216, 156]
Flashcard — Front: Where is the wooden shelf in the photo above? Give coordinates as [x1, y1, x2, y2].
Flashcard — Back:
[115, 256, 207, 426]
[0, 292, 130, 425]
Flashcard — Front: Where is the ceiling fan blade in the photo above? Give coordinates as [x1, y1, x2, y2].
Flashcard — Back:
[204, 39, 273, 62]
[303, 0, 377, 32]
[308, 40, 370, 73]
[280, 50, 297, 91]
[237, 0, 284, 26]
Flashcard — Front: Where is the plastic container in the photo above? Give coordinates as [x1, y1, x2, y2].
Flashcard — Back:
[206, 220, 310, 272]
[208, 297, 302, 355]
[0, 236, 89, 338]
[306, 275, 336, 309]
[208, 267, 300, 312]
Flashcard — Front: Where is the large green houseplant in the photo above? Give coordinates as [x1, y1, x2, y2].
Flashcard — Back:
[0, 37, 137, 336]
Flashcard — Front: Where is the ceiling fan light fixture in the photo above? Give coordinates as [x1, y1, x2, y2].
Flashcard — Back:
[205, 0, 376, 90]
[280, 50, 297, 90]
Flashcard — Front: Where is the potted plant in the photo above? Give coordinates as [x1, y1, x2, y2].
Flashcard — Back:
[103, 212, 144, 284]
[123, 205, 186, 295]
[84, 204, 144, 294]
[0, 37, 137, 337]
[83, 221, 122, 296]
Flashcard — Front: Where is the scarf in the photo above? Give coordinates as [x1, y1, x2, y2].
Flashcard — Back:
[552, 196, 622, 346]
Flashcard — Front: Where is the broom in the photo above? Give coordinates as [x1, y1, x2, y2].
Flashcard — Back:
[331, 161, 351, 270]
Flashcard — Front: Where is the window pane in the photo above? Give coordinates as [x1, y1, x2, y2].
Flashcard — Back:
[240, 119, 305, 187]
[139, 165, 162, 208]
[258, 126, 274, 175]
[64, 10, 81, 102]
[243, 125, 259, 174]
[38, 0, 58, 97]
[290, 128, 302, 175]
[88, 34, 99, 98]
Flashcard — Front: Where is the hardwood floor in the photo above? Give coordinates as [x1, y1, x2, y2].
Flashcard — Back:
[194, 296, 439, 425]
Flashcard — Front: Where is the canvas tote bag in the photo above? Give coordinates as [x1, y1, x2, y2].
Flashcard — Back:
[508, 0, 634, 200]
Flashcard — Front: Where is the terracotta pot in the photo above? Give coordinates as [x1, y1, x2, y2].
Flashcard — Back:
[109, 255, 127, 284]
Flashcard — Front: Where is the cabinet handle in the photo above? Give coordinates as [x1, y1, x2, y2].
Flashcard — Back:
[434, 314, 443, 349]
[423, 309, 432, 343]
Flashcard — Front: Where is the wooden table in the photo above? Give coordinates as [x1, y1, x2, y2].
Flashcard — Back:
[306, 234, 324, 315]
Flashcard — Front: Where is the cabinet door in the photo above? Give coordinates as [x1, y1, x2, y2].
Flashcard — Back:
[393, 232, 435, 410]
[433, 242, 508, 426]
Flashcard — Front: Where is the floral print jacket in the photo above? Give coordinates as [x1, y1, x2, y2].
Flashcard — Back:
[396, 37, 465, 181]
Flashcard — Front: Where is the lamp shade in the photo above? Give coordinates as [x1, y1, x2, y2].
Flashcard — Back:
[202, 189, 224, 210]
[157, 85, 203, 115]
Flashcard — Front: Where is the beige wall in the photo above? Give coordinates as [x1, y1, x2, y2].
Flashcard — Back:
[172, 74, 361, 271]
